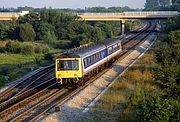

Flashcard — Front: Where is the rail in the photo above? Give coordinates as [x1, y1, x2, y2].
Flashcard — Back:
[0, 23, 160, 121]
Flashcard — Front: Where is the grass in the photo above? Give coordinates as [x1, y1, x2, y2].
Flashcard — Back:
[0, 53, 54, 87]
[0, 53, 39, 65]
[79, 51, 160, 122]
[0, 40, 62, 88]
[78, 32, 168, 122]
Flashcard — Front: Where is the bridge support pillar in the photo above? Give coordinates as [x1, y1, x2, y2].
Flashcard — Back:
[121, 19, 125, 35]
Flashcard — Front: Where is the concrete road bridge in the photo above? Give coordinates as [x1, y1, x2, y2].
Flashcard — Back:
[0, 11, 179, 34]
[77, 11, 179, 34]
[77, 11, 179, 20]
[0, 11, 29, 20]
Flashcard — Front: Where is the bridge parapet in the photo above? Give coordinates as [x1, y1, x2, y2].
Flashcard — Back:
[77, 11, 179, 35]
[123, 11, 179, 16]
[77, 11, 179, 19]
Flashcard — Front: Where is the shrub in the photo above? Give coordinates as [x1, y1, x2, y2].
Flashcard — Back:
[51, 40, 71, 49]
[44, 53, 54, 61]
[21, 44, 34, 55]
[138, 96, 179, 122]
[36, 22, 56, 41]
[34, 55, 42, 64]
[34, 45, 42, 53]
[0, 76, 6, 87]
[0, 66, 10, 75]
[5, 41, 21, 53]
[41, 45, 50, 54]
[0, 47, 5, 53]
[5, 41, 51, 55]
[18, 23, 36, 41]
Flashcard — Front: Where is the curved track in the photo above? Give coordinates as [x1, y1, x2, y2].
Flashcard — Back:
[0, 64, 55, 104]
[0, 22, 159, 121]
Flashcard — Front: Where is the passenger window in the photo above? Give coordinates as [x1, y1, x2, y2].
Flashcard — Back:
[118, 43, 121, 48]
[91, 56, 94, 63]
[96, 53, 99, 60]
[113, 44, 118, 51]
[108, 47, 113, 54]
[88, 58, 91, 65]
[100, 52, 102, 59]
[93, 55, 96, 62]
[84, 59, 87, 67]
[101, 51, 105, 58]
[99, 53, 101, 59]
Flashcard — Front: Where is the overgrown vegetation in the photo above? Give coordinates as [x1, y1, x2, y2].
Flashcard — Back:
[0, 52, 55, 87]
[0, 9, 122, 47]
[124, 16, 180, 122]
[0, 7, 140, 87]
[144, 0, 180, 11]
[80, 4, 180, 121]
[4, 41, 49, 54]
[79, 53, 159, 122]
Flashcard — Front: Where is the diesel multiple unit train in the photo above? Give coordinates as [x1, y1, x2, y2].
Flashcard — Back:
[55, 23, 160, 85]
[55, 38, 122, 85]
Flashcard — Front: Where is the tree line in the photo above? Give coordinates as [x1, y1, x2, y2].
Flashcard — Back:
[0, 7, 141, 53]
[0, 9, 123, 49]
[0, 6, 133, 13]
[145, 0, 180, 11]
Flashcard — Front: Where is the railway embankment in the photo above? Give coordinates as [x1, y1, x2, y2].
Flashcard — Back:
[42, 31, 159, 122]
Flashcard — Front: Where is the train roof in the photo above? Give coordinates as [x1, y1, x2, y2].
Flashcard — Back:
[57, 37, 121, 59]
[58, 43, 106, 58]
[77, 43, 106, 58]
[103, 37, 121, 47]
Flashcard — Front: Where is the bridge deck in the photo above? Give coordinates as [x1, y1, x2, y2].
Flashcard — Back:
[0, 11, 179, 21]
[77, 11, 179, 20]
[0, 11, 29, 20]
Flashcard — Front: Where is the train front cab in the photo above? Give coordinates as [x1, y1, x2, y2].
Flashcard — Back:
[55, 58, 83, 84]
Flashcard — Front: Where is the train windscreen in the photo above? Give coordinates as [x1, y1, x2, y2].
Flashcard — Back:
[57, 60, 79, 70]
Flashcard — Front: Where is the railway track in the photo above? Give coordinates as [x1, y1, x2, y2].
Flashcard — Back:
[0, 64, 55, 104]
[0, 78, 59, 121]
[29, 23, 158, 121]
[0, 22, 158, 121]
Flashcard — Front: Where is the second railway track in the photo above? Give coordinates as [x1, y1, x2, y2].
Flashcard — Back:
[0, 64, 55, 104]
[0, 22, 159, 122]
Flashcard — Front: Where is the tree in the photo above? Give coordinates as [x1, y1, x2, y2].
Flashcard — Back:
[87, 7, 107, 12]
[165, 15, 180, 32]
[36, 22, 56, 41]
[145, 0, 159, 10]
[0, 23, 8, 40]
[172, 0, 180, 5]
[159, 0, 170, 7]
[128, 13, 180, 122]
[95, 22, 112, 38]
[18, 23, 36, 41]
[138, 96, 179, 122]
[172, 0, 180, 11]
[18, 13, 40, 26]
[72, 34, 88, 47]
[91, 27, 105, 43]
[40, 9, 79, 40]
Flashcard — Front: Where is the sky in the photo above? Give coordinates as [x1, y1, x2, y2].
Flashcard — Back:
[0, 0, 146, 9]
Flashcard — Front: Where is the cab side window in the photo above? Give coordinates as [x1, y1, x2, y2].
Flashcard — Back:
[72, 60, 79, 70]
